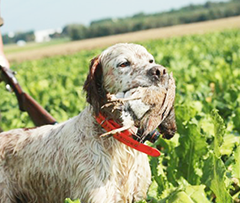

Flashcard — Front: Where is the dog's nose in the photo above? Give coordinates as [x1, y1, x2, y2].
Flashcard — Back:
[148, 66, 167, 80]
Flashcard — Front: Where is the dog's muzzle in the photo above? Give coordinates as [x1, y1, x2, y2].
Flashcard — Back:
[147, 65, 167, 82]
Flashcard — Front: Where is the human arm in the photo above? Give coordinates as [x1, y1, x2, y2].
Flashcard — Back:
[0, 23, 10, 68]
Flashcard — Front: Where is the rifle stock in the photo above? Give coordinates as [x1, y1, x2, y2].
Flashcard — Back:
[0, 65, 57, 126]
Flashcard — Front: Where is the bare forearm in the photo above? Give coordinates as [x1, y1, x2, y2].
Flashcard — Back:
[0, 0, 10, 68]
[0, 29, 4, 54]
[0, 30, 10, 68]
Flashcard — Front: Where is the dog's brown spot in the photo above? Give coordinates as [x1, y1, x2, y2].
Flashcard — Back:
[23, 126, 39, 131]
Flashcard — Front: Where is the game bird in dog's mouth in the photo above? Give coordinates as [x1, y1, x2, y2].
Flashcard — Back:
[100, 71, 176, 142]
[0, 43, 176, 203]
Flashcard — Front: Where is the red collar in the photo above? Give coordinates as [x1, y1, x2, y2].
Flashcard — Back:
[95, 112, 160, 157]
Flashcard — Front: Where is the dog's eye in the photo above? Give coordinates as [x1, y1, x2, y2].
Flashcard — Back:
[149, 59, 154, 63]
[118, 61, 130, 68]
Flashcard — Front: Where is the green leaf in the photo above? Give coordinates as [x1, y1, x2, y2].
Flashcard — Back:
[157, 136, 179, 187]
[148, 137, 179, 199]
[232, 108, 240, 132]
[136, 200, 148, 203]
[175, 104, 197, 124]
[211, 109, 225, 158]
[176, 123, 208, 185]
[233, 145, 240, 179]
[159, 184, 210, 203]
[185, 185, 210, 203]
[149, 155, 175, 199]
[200, 110, 232, 202]
[201, 152, 232, 203]
[64, 198, 81, 203]
[167, 191, 194, 203]
[147, 179, 160, 200]
[220, 133, 239, 156]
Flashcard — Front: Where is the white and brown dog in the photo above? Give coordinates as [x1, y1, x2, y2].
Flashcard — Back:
[0, 43, 176, 203]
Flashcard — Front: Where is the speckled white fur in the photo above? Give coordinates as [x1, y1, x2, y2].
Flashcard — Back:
[100, 43, 156, 93]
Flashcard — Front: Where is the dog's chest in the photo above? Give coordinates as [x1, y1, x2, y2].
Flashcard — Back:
[79, 137, 151, 203]
[110, 142, 151, 202]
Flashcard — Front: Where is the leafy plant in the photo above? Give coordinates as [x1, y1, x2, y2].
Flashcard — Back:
[1, 29, 240, 202]
[65, 198, 81, 203]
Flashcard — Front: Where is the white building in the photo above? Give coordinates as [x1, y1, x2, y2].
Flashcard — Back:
[34, 28, 62, 43]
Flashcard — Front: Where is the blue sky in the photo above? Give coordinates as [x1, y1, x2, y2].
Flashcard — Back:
[1, 0, 227, 34]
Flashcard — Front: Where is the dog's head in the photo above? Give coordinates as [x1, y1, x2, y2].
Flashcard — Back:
[83, 43, 176, 139]
[83, 43, 168, 114]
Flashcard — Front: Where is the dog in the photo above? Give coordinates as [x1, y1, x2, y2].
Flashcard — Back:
[0, 43, 176, 203]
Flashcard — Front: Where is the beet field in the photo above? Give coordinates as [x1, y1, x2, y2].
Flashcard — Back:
[1, 29, 240, 202]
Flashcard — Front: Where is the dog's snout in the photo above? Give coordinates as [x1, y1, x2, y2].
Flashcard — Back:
[148, 66, 167, 80]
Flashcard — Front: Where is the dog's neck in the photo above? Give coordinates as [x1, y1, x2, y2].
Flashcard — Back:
[93, 107, 161, 157]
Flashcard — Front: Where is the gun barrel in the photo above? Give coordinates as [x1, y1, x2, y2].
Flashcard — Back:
[22, 93, 57, 126]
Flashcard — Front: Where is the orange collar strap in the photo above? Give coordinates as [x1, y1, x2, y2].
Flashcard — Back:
[95, 113, 161, 157]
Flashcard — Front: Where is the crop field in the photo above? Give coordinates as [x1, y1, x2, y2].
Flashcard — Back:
[1, 28, 240, 202]
[5, 16, 240, 63]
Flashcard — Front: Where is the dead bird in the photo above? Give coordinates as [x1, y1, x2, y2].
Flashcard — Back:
[101, 72, 176, 142]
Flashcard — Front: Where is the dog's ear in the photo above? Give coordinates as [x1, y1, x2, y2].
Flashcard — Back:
[83, 56, 106, 115]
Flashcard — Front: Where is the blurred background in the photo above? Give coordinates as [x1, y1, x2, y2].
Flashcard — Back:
[1, 0, 239, 55]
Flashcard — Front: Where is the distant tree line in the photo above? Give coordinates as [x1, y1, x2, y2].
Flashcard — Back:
[3, 31, 35, 44]
[61, 0, 240, 41]
[3, 0, 240, 44]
